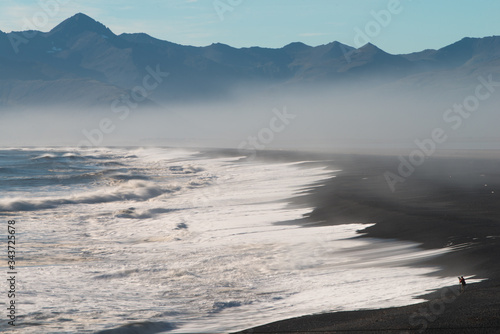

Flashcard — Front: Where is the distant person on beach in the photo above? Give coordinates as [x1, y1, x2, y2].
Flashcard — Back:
[458, 276, 466, 292]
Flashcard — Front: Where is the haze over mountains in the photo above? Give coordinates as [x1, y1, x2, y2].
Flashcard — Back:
[1, 13, 500, 109]
[1, 13, 499, 149]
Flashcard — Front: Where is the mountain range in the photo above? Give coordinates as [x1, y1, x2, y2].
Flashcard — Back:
[1, 13, 500, 108]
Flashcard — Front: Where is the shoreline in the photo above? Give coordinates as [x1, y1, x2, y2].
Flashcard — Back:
[231, 151, 500, 333]
[234, 280, 500, 333]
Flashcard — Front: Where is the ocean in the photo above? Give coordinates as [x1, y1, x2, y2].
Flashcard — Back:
[0, 147, 460, 333]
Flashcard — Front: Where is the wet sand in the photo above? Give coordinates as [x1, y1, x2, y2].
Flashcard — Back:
[235, 281, 500, 333]
[232, 150, 500, 333]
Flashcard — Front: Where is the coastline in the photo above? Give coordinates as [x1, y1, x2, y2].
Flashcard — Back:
[234, 280, 500, 333]
[231, 150, 500, 333]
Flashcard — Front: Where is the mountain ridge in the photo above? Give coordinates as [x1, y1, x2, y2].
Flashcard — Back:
[48, 13, 114, 37]
[1, 13, 499, 108]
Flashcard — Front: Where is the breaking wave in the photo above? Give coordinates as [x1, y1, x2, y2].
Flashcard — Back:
[95, 321, 177, 334]
[0, 180, 180, 212]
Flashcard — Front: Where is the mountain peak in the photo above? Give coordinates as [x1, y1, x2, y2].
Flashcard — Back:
[312, 41, 354, 59]
[352, 43, 395, 59]
[284, 42, 311, 49]
[327, 41, 355, 52]
[207, 42, 235, 51]
[328, 41, 351, 48]
[49, 13, 114, 37]
[358, 43, 384, 52]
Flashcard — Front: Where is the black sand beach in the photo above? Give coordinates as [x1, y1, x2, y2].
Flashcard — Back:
[231, 150, 500, 333]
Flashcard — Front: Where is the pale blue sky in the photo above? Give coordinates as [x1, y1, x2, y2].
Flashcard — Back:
[1, 0, 499, 54]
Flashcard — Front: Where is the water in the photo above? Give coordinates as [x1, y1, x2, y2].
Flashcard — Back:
[0, 147, 458, 333]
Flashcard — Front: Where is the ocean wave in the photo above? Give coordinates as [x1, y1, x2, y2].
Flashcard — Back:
[168, 165, 204, 174]
[30, 153, 58, 160]
[0, 181, 180, 212]
[114, 207, 180, 219]
[94, 268, 166, 280]
[94, 269, 141, 280]
[95, 321, 177, 334]
[0, 167, 14, 174]
[187, 176, 216, 188]
[29, 151, 119, 162]
[110, 173, 150, 181]
[211, 301, 245, 313]
[1, 169, 119, 189]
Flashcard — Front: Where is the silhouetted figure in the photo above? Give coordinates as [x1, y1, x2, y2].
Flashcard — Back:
[458, 276, 466, 293]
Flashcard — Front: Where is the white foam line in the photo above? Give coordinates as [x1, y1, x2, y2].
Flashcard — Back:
[10, 148, 472, 334]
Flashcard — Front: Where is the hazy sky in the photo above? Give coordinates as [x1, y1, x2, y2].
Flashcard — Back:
[1, 0, 499, 54]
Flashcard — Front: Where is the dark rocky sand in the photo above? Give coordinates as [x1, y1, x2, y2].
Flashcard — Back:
[233, 150, 500, 333]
